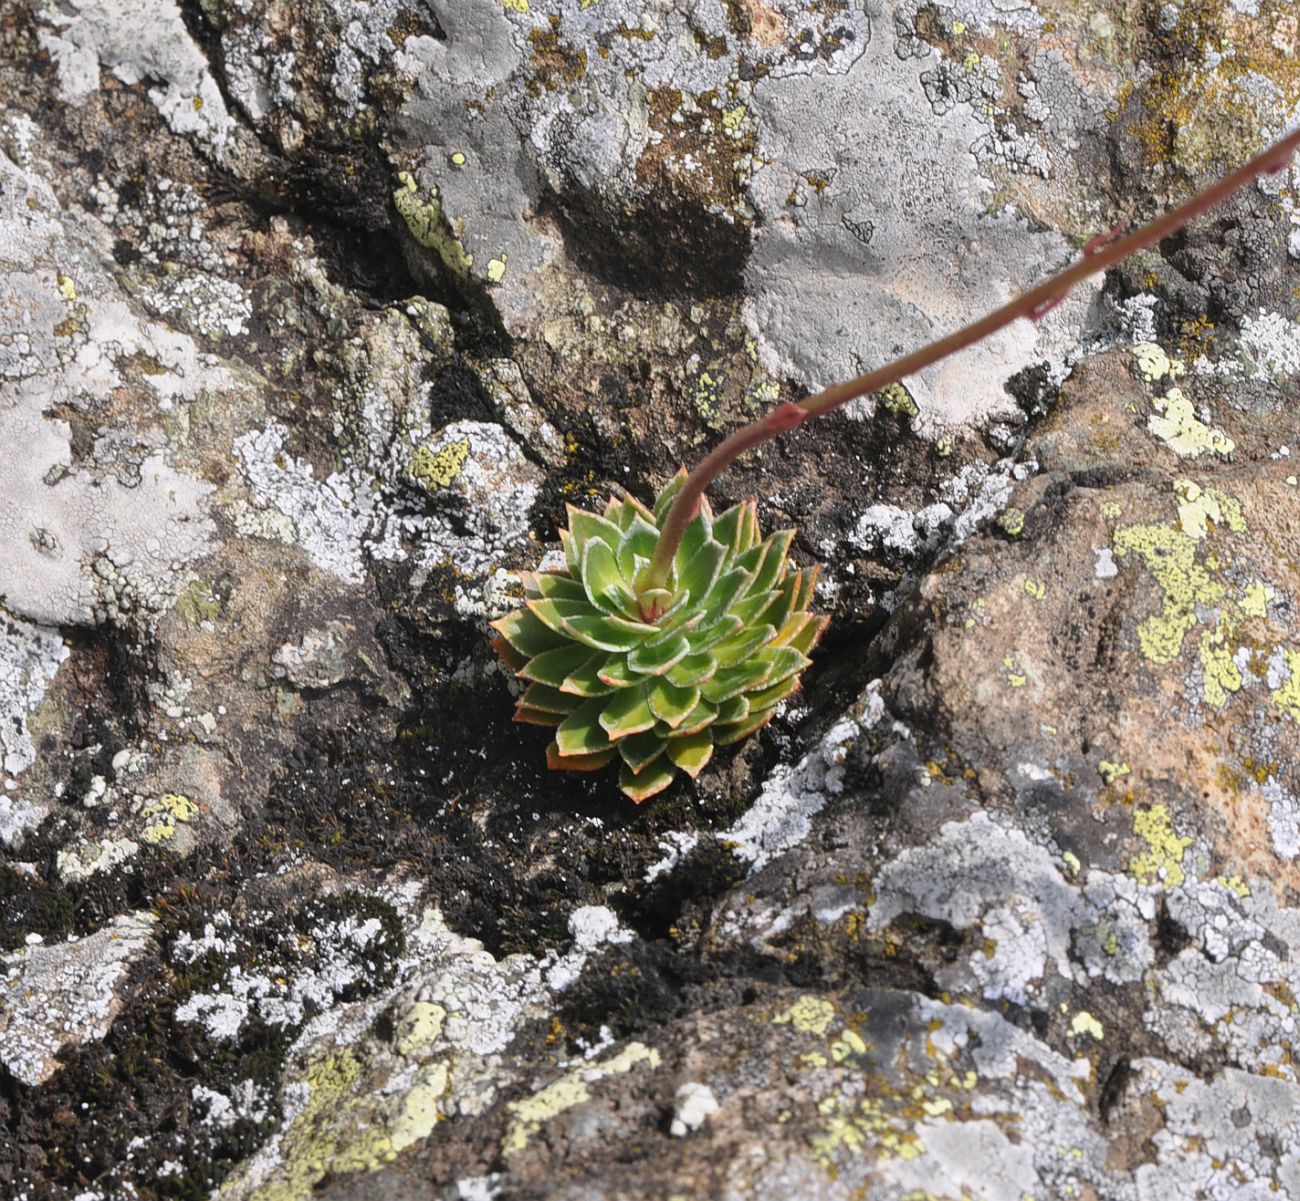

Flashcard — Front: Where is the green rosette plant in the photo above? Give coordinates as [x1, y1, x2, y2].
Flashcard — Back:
[491, 471, 828, 802]
[490, 127, 1300, 802]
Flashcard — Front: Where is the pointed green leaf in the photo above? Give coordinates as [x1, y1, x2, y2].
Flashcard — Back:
[520, 644, 601, 688]
[710, 502, 746, 555]
[619, 494, 655, 530]
[619, 754, 676, 803]
[514, 705, 565, 727]
[735, 539, 768, 579]
[547, 742, 615, 772]
[617, 516, 661, 582]
[526, 597, 599, 633]
[752, 529, 795, 595]
[531, 572, 588, 603]
[617, 729, 668, 774]
[597, 655, 638, 688]
[528, 599, 657, 652]
[676, 539, 727, 607]
[744, 672, 802, 712]
[673, 511, 713, 581]
[566, 614, 658, 652]
[581, 537, 634, 612]
[715, 707, 779, 746]
[559, 529, 580, 578]
[795, 565, 820, 612]
[699, 568, 753, 622]
[599, 682, 657, 740]
[700, 660, 773, 704]
[712, 624, 777, 668]
[688, 614, 744, 654]
[491, 608, 570, 658]
[555, 697, 614, 756]
[714, 694, 749, 725]
[492, 635, 529, 672]
[739, 501, 761, 552]
[754, 645, 811, 685]
[666, 652, 717, 688]
[560, 653, 620, 697]
[653, 469, 688, 524]
[567, 507, 623, 562]
[647, 677, 700, 728]
[522, 683, 581, 715]
[627, 633, 691, 676]
[774, 613, 828, 655]
[728, 589, 781, 627]
[643, 608, 704, 648]
[667, 730, 713, 780]
[673, 698, 718, 736]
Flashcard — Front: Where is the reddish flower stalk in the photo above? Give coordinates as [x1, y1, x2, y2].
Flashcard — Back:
[640, 126, 1300, 597]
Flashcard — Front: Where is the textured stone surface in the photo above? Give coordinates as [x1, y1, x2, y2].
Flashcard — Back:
[2, 0, 1300, 1198]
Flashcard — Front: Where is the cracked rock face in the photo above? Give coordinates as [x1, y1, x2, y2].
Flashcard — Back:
[3, 0, 1300, 1199]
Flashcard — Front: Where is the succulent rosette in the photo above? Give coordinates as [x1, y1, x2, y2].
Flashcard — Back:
[490, 471, 828, 802]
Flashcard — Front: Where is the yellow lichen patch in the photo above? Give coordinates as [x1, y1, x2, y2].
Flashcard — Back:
[57, 273, 77, 301]
[1218, 874, 1251, 899]
[1112, 482, 1296, 714]
[486, 253, 508, 283]
[1112, 512, 1226, 665]
[1098, 760, 1131, 787]
[503, 0, 529, 12]
[409, 437, 470, 490]
[878, 382, 918, 419]
[1130, 804, 1193, 889]
[691, 369, 724, 423]
[232, 1050, 383, 1201]
[997, 508, 1025, 537]
[1147, 387, 1234, 458]
[829, 1028, 869, 1062]
[1003, 656, 1027, 688]
[1270, 649, 1300, 722]
[773, 995, 837, 1035]
[394, 1001, 447, 1058]
[1070, 1011, 1105, 1041]
[1133, 342, 1186, 383]
[139, 793, 199, 845]
[1024, 578, 1047, 600]
[1173, 480, 1244, 541]
[393, 172, 474, 274]
[721, 104, 747, 135]
[502, 1042, 660, 1157]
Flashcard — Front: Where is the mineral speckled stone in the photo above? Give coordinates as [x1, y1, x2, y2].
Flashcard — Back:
[3, 0, 1300, 1198]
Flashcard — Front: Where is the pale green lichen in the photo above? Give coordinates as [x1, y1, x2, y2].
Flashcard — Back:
[408, 438, 470, 490]
[502, 1042, 660, 1157]
[224, 1048, 449, 1201]
[174, 578, 221, 624]
[1130, 805, 1193, 889]
[393, 172, 474, 275]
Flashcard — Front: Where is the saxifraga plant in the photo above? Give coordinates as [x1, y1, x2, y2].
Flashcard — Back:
[492, 127, 1300, 802]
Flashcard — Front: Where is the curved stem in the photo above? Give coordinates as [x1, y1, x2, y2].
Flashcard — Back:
[641, 125, 1300, 596]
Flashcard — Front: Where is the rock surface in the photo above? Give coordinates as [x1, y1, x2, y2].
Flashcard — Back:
[1, 0, 1300, 1198]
